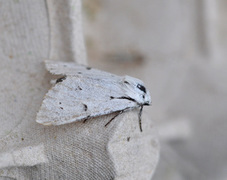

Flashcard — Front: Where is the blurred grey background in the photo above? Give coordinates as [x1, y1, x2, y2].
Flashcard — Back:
[82, 0, 227, 180]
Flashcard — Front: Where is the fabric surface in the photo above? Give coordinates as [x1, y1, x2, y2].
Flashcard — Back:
[0, 0, 159, 179]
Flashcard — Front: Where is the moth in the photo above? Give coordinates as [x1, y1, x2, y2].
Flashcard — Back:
[36, 60, 151, 132]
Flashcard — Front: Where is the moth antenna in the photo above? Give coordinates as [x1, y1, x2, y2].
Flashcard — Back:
[139, 106, 143, 132]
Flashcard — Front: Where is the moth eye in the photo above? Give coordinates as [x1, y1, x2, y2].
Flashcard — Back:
[137, 84, 146, 93]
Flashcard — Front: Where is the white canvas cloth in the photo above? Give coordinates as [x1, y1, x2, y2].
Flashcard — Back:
[0, 0, 159, 179]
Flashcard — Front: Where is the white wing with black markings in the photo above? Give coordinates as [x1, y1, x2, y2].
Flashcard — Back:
[36, 61, 151, 128]
[36, 75, 138, 125]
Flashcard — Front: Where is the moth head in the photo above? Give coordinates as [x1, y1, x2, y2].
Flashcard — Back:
[123, 76, 151, 106]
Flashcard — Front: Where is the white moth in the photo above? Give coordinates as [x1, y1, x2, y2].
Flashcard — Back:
[36, 60, 151, 132]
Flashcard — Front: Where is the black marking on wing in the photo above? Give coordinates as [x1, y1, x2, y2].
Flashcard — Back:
[110, 96, 137, 103]
[56, 76, 66, 83]
[60, 107, 63, 110]
[137, 84, 146, 93]
[124, 81, 129, 84]
[86, 67, 91, 70]
[75, 86, 82, 91]
[83, 104, 88, 111]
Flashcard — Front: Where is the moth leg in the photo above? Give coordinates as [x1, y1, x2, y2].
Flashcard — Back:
[83, 115, 91, 123]
[105, 107, 131, 127]
[138, 106, 143, 132]
[105, 111, 124, 127]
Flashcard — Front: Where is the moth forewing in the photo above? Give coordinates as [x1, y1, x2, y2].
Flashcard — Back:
[36, 61, 151, 132]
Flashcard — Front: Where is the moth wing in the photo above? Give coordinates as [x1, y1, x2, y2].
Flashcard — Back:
[45, 60, 116, 79]
[36, 76, 137, 125]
